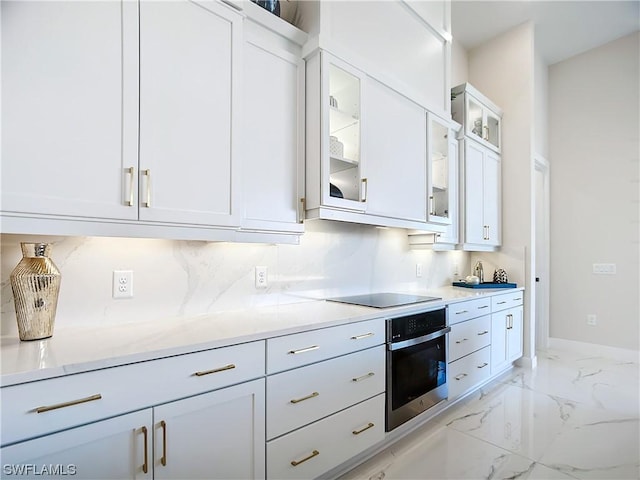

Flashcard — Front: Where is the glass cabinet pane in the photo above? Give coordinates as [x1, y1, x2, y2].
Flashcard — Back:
[430, 119, 450, 221]
[467, 97, 483, 142]
[485, 112, 500, 150]
[328, 63, 361, 202]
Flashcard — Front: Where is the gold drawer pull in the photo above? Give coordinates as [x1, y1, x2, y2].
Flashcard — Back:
[35, 394, 102, 413]
[352, 372, 375, 382]
[477, 362, 489, 369]
[455, 338, 468, 344]
[478, 330, 489, 336]
[496, 301, 507, 305]
[160, 420, 167, 466]
[125, 166, 135, 206]
[290, 391, 319, 404]
[142, 169, 151, 208]
[454, 373, 467, 381]
[514, 297, 522, 301]
[351, 332, 374, 340]
[141, 426, 149, 474]
[288, 345, 319, 355]
[194, 364, 236, 376]
[478, 305, 489, 309]
[352, 422, 375, 435]
[455, 310, 468, 314]
[291, 450, 319, 467]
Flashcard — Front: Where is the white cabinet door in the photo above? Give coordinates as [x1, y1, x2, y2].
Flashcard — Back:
[138, 0, 241, 227]
[1, 0, 139, 220]
[507, 306, 524, 363]
[490, 310, 509, 374]
[152, 379, 265, 480]
[365, 78, 427, 222]
[0, 410, 152, 480]
[242, 24, 304, 233]
[462, 138, 501, 249]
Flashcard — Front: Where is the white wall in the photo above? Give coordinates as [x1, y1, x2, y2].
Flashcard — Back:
[451, 37, 469, 88]
[548, 32, 640, 351]
[0, 223, 469, 334]
[467, 22, 536, 361]
[534, 37, 549, 158]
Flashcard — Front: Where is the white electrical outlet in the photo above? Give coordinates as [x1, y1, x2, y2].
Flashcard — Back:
[453, 263, 459, 276]
[587, 314, 597, 326]
[416, 263, 423, 278]
[113, 270, 133, 299]
[255, 266, 268, 289]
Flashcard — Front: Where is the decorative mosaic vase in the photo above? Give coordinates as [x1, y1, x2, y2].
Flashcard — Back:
[493, 268, 508, 283]
[10, 243, 61, 341]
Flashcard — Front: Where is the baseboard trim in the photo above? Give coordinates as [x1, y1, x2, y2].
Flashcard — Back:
[548, 337, 640, 363]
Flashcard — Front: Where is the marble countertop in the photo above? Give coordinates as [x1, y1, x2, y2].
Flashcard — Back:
[0, 286, 523, 387]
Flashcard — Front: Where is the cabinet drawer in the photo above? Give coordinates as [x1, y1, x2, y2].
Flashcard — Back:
[491, 291, 524, 312]
[267, 345, 385, 440]
[448, 346, 491, 400]
[449, 316, 491, 362]
[1, 341, 265, 446]
[448, 298, 491, 324]
[267, 393, 385, 480]
[267, 318, 384, 374]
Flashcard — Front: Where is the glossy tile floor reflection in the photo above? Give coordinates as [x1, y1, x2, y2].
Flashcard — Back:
[341, 349, 639, 479]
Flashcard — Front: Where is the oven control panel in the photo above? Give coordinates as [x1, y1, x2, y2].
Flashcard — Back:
[389, 308, 447, 342]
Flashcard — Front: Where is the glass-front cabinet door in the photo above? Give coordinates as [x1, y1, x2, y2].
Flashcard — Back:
[451, 83, 502, 154]
[322, 53, 365, 210]
[427, 114, 454, 225]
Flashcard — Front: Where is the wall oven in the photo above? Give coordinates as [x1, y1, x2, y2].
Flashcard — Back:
[386, 307, 450, 431]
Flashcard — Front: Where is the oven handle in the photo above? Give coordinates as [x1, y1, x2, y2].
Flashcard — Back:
[387, 327, 451, 351]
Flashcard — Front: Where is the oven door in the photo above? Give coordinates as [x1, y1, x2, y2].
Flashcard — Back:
[386, 328, 450, 431]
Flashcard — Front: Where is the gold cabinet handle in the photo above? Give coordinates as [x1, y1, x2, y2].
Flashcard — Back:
[496, 301, 507, 305]
[455, 338, 468, 344]
[478, 330, 489, 336]
[141, 426, 149, 474]
[288, 345, 319, 355]
[454, 373, 467, 381]
[455, 310, 468, 315]
[477, 362, 489, 369]
[478, 305, 489, 309]
[160, 420, 167, 466]
[35, 394, 102, 413]
[506, 314, 513, 330]
[291, 450, 319, 467]
[290, 391, 319, 404]
[352, 372, 375, 382]
[486, 225, 490, 240]
[125, 167, 135, 206]
[429, 195, 435, 216]
[483, 125, 489, 141]
[142, 169, 151, 208]
[361, 178, 368, 202]
[514, 297, 522, 301]
[194, 364, 236, 377]
[350, 332, 374, 340]
[298, 198, 305, 224]
[352, 422, 375, 435]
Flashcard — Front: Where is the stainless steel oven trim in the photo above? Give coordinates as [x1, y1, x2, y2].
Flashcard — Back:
[388, 326, 451, 351]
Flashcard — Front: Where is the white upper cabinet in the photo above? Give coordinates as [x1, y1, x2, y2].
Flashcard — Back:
[241, 10, 306, 235]
[138, 0, 241, 227]
[427, 114, 455, 225]
[1, 0, 139, 221]
[365, 79, 427, 223]
[451, 83, 502, 153]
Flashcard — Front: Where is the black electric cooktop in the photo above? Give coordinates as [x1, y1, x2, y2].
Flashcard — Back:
[326, 292, 441, 308]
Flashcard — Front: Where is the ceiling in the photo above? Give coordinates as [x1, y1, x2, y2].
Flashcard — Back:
[451, 0, 640, 65]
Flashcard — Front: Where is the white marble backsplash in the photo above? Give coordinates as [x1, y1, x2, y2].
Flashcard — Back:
[1, 221, 469, 334]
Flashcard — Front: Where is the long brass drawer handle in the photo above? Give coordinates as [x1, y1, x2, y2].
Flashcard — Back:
[514, 297, 522, 301]
[291, 450, 319, 467]
[160, 420, 167, 466]
[352, 372, 375, 382]
[478, 305, 489, 309]
[455, 338, 468, 344]
[478, 330, 489, 336]
[125, 166, 135, 206]
[352, 422, 375, 435]
[288, 345, 319, 355]
[290, 391, 319, 404]
[141, 169, 151, 208]
[477, 362, 489, 369]
[455, 310, 469, 315]
[141, 426, 149, 474]
[194, 364, 236, 377]
[35, 394, 102, 413]
[496, 301, 507, 305]
[454, 373, 467, 381]
[350, 332, 374, 340]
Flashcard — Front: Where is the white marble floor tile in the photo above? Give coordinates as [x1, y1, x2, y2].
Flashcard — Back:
[339, 349, 639, 480]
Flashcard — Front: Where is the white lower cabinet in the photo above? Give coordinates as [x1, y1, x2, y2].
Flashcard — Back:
[267, 394, 385, 480]
[449, 346, 491, 400]
[491, 305, 524, 375]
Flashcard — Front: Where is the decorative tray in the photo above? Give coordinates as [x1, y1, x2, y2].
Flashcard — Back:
[452, 281, 517, 289]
